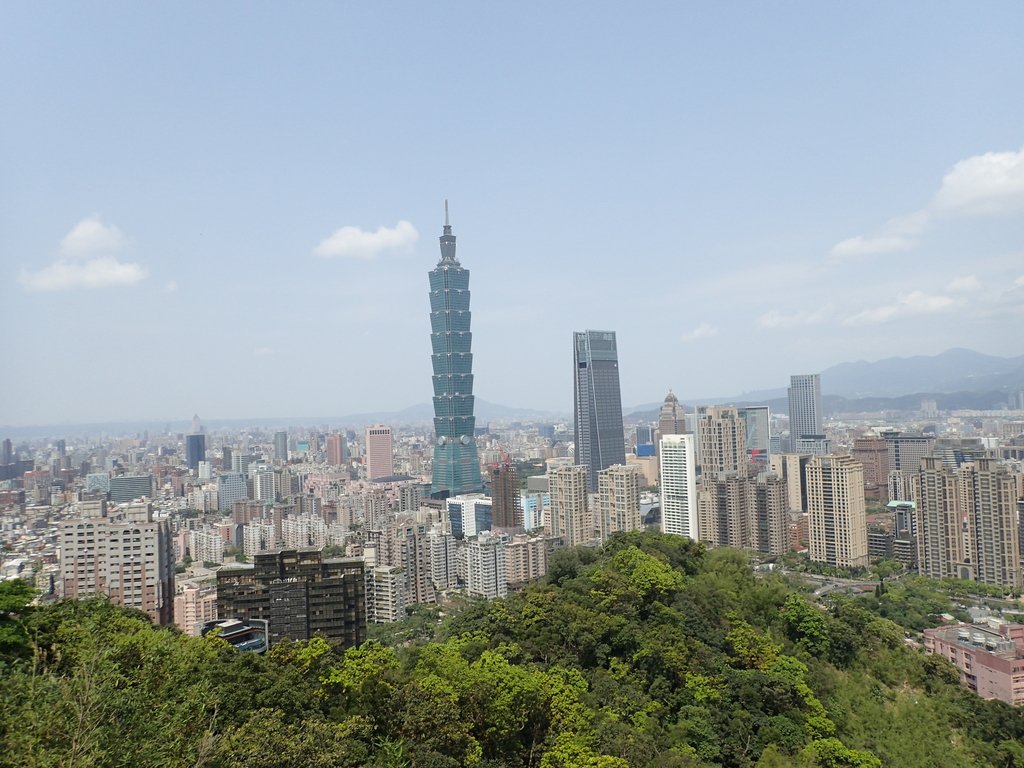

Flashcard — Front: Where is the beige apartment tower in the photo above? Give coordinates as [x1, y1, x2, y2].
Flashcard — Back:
[547, 464, 591, 547]
[805, 454, 868, 568]
[60, 501, 175, 625]
[595, 463, 643, 543]
[915, 458, 1023, 588]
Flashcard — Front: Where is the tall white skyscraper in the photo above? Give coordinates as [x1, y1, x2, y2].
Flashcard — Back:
[659, 434, 698, 539]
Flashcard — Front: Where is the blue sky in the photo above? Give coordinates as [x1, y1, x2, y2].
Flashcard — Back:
[3, 3, 1023, 426]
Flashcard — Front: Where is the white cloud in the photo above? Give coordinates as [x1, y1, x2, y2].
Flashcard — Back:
[933, 146, 1024, 215]
[19, 256, 147, 291]
[757, 306, 832, 329]
[680, 322, 718, 342]
[1014, 275, 1024, 288]
[59, 216, 127, 258]
[313, 220, 418, 259]
[945, 275, 981, 293]
[20, 217, 146, 292]
[830, 234, 917, 258]
[253, 347, 273, 357]
[162, 280, 178, 293]
[829, 146, 1024, 256]
[842, 290, 959, 326]
[829, 211, 929, 258]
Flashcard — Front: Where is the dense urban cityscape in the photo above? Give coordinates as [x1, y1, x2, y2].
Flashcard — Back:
[4, 4, 1024, 767]
[4, 212, 1024, 708]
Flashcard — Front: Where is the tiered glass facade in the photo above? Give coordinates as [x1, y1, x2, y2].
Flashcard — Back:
[429, 207, 482, 497]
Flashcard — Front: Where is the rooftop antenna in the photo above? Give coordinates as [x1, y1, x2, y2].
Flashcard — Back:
[444, 199, 450, 227]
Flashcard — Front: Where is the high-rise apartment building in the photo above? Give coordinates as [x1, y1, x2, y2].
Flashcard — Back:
[326, 433, 346, 467]
[595, 464, 643, 543]
[428, 204, 483, 498]
[274, 430, 288, 464]
[365, 425, 394, 480]
[547, 464, 591, 547]
[659, 434, 698, 539]
[753, 471, 790, 556]
[465, 531, 508, 600]
[697, 406, 748, 481]
[60, 502, 175, 625]
[805, 454, 868, 568]
[490, 460, 523, 529]
[216, 548, 366, 647]
[573, 330, 626, 492]
[852, 436, 890, 500]
[914, 458, 1022, 588]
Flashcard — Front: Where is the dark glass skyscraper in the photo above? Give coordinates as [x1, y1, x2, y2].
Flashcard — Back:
[574, 330, 626, 492]
[428, 204, 482, 498]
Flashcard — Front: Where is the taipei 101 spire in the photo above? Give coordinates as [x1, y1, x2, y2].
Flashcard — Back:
[428, 201, 483, 498]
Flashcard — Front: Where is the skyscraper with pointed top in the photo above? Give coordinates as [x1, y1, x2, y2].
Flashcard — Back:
[428, 202, 483, 498]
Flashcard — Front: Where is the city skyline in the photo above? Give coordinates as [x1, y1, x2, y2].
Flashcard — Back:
[3, 4, 1024, 427]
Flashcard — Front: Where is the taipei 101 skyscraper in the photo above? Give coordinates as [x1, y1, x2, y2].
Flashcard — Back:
[428, 202, 483, 498]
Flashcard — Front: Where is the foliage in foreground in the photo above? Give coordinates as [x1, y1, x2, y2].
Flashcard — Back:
[2, 532, 1023, 767]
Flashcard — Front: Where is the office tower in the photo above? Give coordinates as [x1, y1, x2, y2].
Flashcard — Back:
[216, 549, 366, 647]
[446, 494, 493, 539]
[659, 434, 698, 539]
[634, 425, 654, 448]
[217, 472, 248, 511]
[490, 460, 523, 529]
[547, 464, 591, 546]
[365, 425, 394, 481]
[185, 432, 206, 472]
[1, 438, 12, 466]
[222, 446, 233, 472]
[465, 531, 508, 600]
[806, 454, 868, 568]
[697, 406, 748, 481]
[60, 502, 175, 625]
[326, 433, 346, 467]
[86, 472, 112, 494]
[573, 330, 626, 492]
[658, 391, 686, 440]
[739, 406, 770, 466]
[109, 474, 155, 504]
[787, 374, 822, 441]
[55, 439, 66, 458]
[883, 431, 936, 474]
[274, 430, 288, 463]
[595, 464, 643, 542]
[428, 203, 483, 498]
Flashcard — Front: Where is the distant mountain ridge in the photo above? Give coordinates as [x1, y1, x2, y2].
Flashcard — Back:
[626, 348, 1024, 418]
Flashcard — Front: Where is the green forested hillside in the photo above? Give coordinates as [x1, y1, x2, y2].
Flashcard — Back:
[2, 532, 1023, 767]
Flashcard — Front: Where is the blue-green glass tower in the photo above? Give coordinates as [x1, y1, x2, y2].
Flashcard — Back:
[429, 203, 483, 498]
